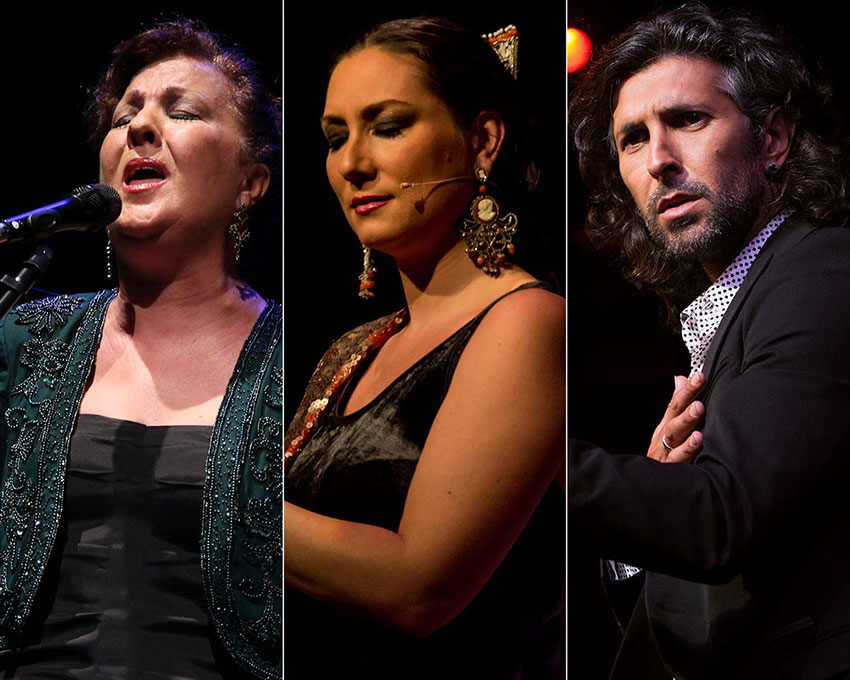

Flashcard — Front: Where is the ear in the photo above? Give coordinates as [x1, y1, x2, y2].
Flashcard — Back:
[761, 107, 796, 172]
[237, 162, 271, 209]
[471, 111, 506, 174]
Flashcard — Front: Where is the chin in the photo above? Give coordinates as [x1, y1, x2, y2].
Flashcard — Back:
[111, 216, 169, 241]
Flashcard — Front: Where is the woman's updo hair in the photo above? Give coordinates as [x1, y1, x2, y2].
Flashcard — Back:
[337, 16, 539, 205]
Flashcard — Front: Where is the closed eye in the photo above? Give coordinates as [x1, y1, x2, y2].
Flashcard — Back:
[111, 112, 134, 128]
[372, 119, 409, 139]
[169, 110, 201, 121]
[325, 132, 348, 152]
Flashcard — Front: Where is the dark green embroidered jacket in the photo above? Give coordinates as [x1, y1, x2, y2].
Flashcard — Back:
[0, 290, 282, 679]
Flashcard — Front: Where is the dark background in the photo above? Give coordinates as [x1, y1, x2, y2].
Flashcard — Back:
[568, 1, 850, 677]
[283, 2, 567, 425]
[0, 2, 282, 305]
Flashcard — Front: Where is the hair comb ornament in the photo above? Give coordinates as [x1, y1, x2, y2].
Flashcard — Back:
[483, 24, 518, 78]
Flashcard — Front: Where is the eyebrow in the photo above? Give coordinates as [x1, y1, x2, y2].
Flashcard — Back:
[118, 85, 211, 107]
[613, 119, 644, 143]
[614, 104, 708, 141]
[320, 98, 412, 126]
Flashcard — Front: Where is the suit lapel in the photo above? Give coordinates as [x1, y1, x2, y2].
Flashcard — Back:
[698, 217, 817, 383]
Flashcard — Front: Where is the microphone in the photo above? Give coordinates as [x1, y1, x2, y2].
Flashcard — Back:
[400, 176, 472, 190]
[0, 184, 122, 244]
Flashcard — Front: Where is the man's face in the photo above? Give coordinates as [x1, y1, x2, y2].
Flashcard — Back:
[612, 56, 768, 274]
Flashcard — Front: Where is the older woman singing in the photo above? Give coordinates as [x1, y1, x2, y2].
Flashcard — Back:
[0, 19, 281, 679]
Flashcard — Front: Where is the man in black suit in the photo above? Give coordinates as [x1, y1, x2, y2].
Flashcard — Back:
[570, 3, 850, 678]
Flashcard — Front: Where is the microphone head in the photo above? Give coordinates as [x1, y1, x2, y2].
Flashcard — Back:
[71, 183, 122, 224]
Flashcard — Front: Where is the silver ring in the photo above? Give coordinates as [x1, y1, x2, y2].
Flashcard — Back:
[661, 435, 673, 453]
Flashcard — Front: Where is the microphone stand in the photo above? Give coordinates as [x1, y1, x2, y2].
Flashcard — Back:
[0, 244, 53, 321]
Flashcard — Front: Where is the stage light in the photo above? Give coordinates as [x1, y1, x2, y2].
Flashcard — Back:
[567, 27, 592, 73]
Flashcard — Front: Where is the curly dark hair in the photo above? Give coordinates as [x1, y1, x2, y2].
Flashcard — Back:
[571, 2, 850, 318]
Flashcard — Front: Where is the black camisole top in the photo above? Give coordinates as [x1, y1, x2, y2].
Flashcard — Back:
[0, 414, 236, 678]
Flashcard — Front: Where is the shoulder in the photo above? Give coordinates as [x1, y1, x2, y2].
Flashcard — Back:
[1, 291, 102, 347]
[455, 285, 565, 382]
[739, 226, 850, 368]
[773, 222, 850, 269]
[753, 224, 850, 301]
[472, 286, 565, 349]
[336, 311, 403, 344]
[319, 311, 405, 367]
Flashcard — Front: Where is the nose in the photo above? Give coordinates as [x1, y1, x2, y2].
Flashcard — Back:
[337, 135, 375, 187]
[127, 108, 161, 150]
[647, 128, 682, 180]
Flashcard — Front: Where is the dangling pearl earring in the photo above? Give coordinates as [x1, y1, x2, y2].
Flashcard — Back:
[105, 227, 115, 281]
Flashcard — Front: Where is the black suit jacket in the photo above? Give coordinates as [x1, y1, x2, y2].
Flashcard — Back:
[570, 218, 850, 679]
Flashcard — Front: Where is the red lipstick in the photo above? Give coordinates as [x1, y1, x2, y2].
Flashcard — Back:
[123, 157, 168, 194]
[351, 195, 392, 216]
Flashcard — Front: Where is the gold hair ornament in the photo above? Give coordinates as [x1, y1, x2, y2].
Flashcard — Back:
[483, 24, 518, 79]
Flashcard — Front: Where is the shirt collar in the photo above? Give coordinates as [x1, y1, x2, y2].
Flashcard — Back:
[680, 208, 793, 375]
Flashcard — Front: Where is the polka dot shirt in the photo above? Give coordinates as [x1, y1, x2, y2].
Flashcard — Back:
[681, 209, 793, 376]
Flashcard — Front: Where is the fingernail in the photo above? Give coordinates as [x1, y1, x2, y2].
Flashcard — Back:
[690, 372, 703, 386]
[690, 402, 704, 417]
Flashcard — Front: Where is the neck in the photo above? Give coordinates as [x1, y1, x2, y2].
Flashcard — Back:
[702, 201, 783, 282]
[395, 239, 534, 327]
[111, 262, 263, 336]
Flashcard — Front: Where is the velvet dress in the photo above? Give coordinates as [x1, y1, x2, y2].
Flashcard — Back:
[285, 282, 564, 679]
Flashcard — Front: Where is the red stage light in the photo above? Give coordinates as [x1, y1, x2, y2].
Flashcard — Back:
[567, 28, 592, 73]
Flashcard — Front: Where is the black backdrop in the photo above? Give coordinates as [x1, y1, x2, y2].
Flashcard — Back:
[568, 2, 850, 677]
[0, 2, 281, 304]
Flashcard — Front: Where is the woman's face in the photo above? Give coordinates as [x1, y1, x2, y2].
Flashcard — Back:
[99, 56, 258, 245]
[322, 47, 475, 259]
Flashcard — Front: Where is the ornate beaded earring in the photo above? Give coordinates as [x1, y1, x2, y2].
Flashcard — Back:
[358, 245, 376, 299]
[459, 168, 518, 276]
[229, 203, 250, 262]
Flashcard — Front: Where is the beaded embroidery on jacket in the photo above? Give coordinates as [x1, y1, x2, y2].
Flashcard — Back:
[0, 292, 282, 679]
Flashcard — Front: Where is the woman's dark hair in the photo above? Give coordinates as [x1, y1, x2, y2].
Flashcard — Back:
[337, 16, 538, 206]
[571, 2, 850, 320]
[334, 16, 559, 282]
